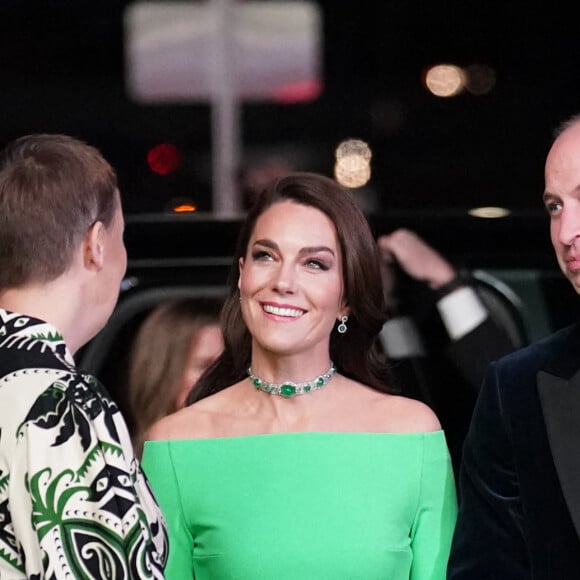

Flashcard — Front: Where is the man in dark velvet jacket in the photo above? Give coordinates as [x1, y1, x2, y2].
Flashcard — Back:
[448, 114, 580, 578]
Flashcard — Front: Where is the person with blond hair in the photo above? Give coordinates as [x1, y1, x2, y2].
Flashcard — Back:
[127, 296, 224, 457]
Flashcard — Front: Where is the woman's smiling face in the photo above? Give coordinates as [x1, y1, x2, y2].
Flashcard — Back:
[238, 200, 348, 358]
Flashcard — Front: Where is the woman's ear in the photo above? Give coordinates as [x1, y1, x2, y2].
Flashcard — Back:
[83, 221, 105, 271]
[339, 296, 350, 319]
[238, 257, 245, 291]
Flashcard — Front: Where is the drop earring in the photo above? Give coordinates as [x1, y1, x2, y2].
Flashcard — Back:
[337, 315, 348, 334]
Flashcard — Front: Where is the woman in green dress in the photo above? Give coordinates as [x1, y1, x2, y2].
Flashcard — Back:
[142, 172, 457, 579]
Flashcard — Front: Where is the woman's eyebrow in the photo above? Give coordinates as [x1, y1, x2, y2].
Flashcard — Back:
[298, 246, 335, 257]
[252, 240, 335, 257]
[252, 239, 277, 250]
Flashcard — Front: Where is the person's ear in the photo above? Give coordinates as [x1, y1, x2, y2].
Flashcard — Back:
[238, 257, 245, 291]
[84, 221, 105, 272]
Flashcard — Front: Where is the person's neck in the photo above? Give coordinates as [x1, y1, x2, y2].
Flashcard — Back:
[0, 278, 85, 354]
[249, 350, 333, 385]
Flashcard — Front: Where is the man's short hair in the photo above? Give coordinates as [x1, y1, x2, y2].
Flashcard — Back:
[0, 134, 119, 289]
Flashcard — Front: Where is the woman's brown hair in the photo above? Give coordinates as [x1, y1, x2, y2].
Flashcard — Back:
[190, 172, 392, 403]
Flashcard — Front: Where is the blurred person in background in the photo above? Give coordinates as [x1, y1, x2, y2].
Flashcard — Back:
[127, 296, 224, 457]
[378, 228, 518, 474]
[238, 157, 294, 211]
[0, 134, 167, 578]
[141, 172, 457, 579]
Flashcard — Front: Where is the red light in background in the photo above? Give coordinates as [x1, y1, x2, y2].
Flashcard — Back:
[272, 79, 323, 104]
[147, 143, 181, 175]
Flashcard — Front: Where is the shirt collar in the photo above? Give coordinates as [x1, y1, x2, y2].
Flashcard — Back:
[0, 307, 75, 367]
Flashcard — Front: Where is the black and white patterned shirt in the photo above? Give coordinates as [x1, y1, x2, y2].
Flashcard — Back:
[0, 309, 168, 578]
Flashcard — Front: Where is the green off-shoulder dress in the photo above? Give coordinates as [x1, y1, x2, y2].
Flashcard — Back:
[142, 431, 457, 580]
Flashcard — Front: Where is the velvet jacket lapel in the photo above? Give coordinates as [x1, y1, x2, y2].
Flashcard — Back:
[537, 323, 580, 541]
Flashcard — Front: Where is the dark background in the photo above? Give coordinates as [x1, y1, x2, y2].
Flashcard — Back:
[1, 0, 577, 217]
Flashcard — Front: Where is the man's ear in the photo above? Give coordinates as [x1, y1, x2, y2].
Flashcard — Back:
[84, 221, 105, 271]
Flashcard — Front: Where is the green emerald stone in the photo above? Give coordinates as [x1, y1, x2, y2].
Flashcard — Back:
[316, 377, 324, 386]
[304, 385, 311, 392]
[280, 384, 296, 398]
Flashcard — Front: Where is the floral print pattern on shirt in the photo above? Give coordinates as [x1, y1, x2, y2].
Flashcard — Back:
[0, 309, 167, 578]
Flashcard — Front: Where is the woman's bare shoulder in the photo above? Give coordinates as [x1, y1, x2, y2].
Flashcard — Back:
[335, 378, 441, 434]
[358, 387, 441, 434]
[145, 403, 210, 441]
[145, 385, 242, 441]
